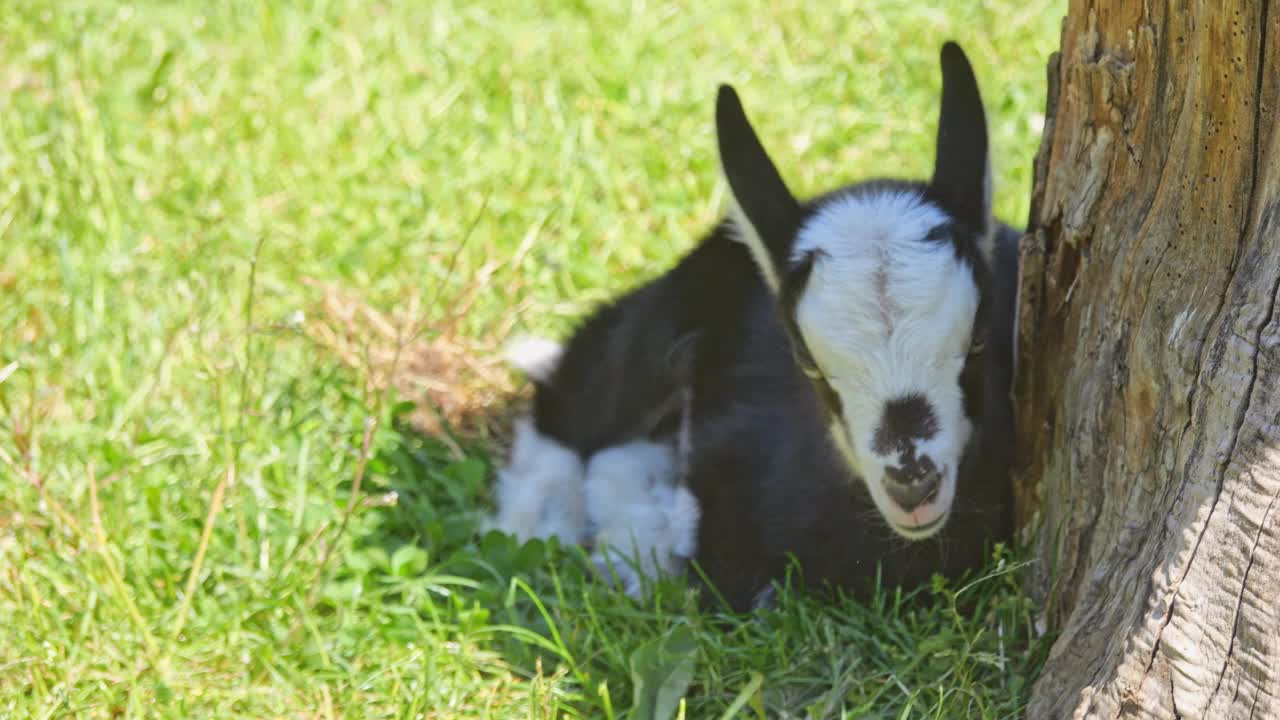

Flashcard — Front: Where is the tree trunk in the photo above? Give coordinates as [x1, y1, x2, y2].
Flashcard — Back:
[1015, 1, 1280, 718]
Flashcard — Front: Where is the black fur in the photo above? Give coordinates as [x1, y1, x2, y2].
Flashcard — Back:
[931, 41, 991, 232]
[716, 85, 803, 273]
[530, 223, 755, 455]
[875, 395, 940, 456]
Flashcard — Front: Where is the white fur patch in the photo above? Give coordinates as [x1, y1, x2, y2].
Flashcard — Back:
[486, 417, 588, 544]
[505, 336, 564, 382]
[793, 190, 979, 538]
[584, 441, 700, 598]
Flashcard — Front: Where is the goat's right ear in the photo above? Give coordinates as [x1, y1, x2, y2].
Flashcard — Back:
[716, 85, 801, 290]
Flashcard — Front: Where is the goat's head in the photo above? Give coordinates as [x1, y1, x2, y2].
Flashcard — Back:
[717, 42, 993, 540]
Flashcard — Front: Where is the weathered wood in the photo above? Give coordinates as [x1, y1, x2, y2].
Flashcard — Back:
[1016, 1, 1280, 717]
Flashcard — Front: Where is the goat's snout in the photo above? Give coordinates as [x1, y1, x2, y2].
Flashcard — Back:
[883, 458, 941, 511]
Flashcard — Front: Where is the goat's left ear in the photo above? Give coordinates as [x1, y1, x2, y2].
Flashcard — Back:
[930, 41, 991, 233]
[716, 85, 802, 290]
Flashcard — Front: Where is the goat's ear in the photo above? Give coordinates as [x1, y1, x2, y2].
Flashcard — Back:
[716, 85, 801, 290]
[930, 42, 991, 232]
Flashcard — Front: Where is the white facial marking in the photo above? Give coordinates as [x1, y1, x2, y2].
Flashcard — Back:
[793, 191, 979, 539]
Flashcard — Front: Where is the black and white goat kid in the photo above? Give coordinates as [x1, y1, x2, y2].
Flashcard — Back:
[489, 42, 1018, 610]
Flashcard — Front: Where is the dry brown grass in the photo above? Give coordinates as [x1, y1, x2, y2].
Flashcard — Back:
[302, 278, 527, 444]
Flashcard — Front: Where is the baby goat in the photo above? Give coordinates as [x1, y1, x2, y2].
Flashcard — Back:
[491, 42, 1018, 610]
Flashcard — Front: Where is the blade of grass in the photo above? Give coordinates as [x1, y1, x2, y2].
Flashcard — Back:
[715, 672, 764, 720]
[169, 462, 234, 645]
[88, 463, 161, 668]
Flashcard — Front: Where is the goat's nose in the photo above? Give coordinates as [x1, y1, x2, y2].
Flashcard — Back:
[883, 463, 942, 510]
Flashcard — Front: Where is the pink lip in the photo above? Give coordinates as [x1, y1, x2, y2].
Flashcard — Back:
[890, 503, 946, 529]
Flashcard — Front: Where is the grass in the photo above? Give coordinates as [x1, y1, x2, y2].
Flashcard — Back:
[1, 1, 1063, 717]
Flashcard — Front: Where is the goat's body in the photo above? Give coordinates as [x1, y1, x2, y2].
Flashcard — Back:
[496, 45, 1018, 609]
[526, 190, 1019, 610]
[531, 221, 755, 454]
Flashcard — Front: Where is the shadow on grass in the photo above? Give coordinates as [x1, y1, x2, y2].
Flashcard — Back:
[316, 400, 1054, 718]
[299, 274, 1052, 716]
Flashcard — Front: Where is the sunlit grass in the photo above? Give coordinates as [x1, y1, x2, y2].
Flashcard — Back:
[1, 1, 1063, 716]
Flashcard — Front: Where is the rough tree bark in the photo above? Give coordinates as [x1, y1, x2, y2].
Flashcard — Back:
[1015, 1, 1280, 718]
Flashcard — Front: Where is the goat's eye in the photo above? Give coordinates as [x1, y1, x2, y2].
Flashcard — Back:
[968, 338, 987, 356]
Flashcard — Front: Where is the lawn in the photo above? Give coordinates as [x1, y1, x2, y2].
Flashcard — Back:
[1, 1, 1064, 717]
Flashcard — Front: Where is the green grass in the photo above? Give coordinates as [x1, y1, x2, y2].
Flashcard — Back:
[1, 1, 1063, 717]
